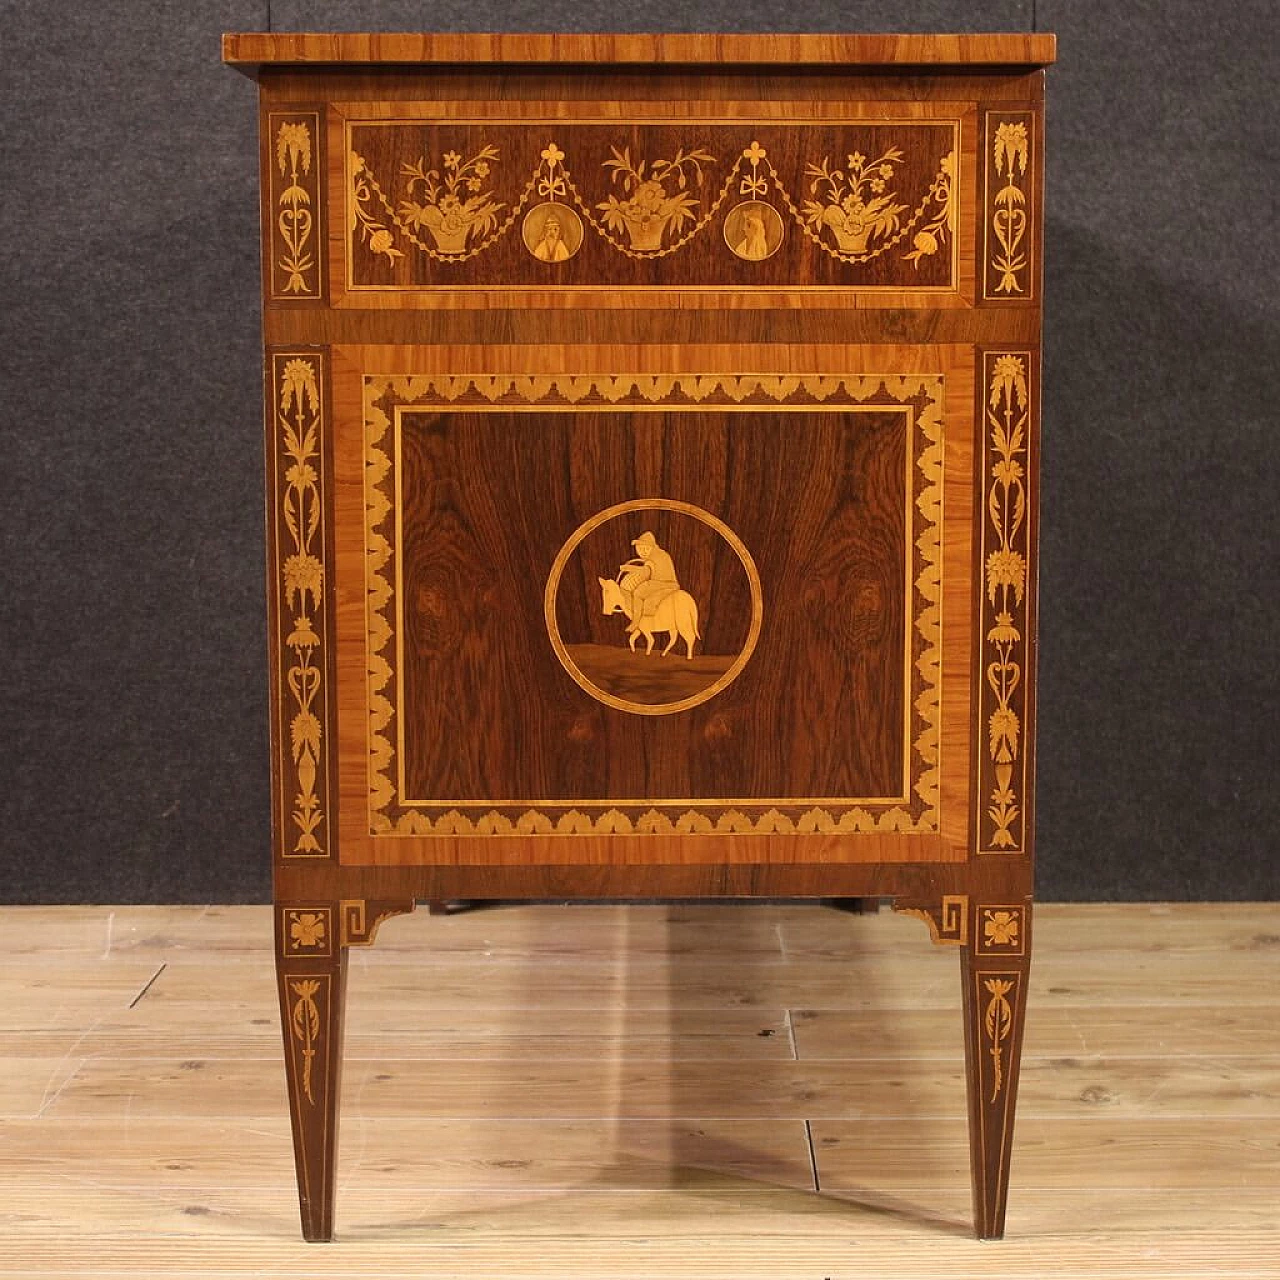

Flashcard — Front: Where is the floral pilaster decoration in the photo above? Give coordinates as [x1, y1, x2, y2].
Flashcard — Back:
[269, 116, 323, 297]
[980, 353, 1032, 852]
[990, 118, 1030, 294]
[277, 355, 328, 856]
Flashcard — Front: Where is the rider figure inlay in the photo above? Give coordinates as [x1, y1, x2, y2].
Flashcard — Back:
[618, 531, 680, 624]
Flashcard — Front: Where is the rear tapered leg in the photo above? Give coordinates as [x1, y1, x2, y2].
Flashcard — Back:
[961, 902, 1032, 1239]
[276, 904, 348, 1241]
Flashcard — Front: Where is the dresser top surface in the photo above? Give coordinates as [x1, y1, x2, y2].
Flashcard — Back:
[222, 31, 1056, 74]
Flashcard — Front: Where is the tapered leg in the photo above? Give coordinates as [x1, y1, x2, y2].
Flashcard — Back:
[276, 905, 348, 1241]
[961, 902, 1032, 1239]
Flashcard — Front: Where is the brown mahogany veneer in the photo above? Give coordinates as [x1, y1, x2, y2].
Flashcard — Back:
[225, 31, 1053, 1243]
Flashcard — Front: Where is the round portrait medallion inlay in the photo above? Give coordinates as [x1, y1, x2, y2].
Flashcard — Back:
[723, 200, 785, 262]
[521, 201, 584, 262]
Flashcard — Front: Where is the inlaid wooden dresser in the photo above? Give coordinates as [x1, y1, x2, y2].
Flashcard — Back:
[223, 31, 1054, 1242]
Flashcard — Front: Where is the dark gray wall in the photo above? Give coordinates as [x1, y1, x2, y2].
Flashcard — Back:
[2, 2, 1276, 903]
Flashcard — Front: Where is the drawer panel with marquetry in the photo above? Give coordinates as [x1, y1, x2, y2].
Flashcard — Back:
[265, 101, 1041, 309]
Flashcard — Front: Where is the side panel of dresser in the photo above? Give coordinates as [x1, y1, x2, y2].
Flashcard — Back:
[254, 62, 1046, 1243]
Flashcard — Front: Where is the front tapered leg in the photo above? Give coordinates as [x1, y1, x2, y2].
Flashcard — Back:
[961, 903, 1032, 1239]
[277, 905, 348, 1241]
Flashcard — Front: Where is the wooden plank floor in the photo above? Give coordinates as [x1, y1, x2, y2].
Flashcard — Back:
[1, 902, 1277, 1278]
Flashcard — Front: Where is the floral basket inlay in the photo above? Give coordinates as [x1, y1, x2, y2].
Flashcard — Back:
[398, 146, 505, 254]
[803, 149, 908, 254]
[596, 145, 715, 252]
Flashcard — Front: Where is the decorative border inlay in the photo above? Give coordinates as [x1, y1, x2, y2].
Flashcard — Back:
[281, 907, 334, 959]
[893, 894, 970, 946]
[979, 973, 1020, 1101]
[977, 352, 1033, 854]
[272, 352, 330, 859]
[983, 112, 1033, 300]
[977, 905, 1026, 957]
[268, 112, 323, 299]
[345, 120, 960, 288]
[286, 975, 330, 1106]
[341, 900, 417, 947]
[363, 373, 944, 836]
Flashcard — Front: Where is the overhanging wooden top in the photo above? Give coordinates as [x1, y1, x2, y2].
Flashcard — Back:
[222, 31, 1056, 74]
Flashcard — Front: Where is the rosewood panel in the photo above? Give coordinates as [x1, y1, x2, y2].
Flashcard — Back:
[354, 376, 941, 842]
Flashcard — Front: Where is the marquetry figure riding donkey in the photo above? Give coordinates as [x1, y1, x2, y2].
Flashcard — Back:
[598, 529, 701, 658]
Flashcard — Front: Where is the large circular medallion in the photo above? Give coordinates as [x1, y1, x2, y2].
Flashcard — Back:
[545, 500, 763, 716]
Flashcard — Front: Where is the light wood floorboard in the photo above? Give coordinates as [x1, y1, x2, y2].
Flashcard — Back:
[1, 902, 1277, 1277]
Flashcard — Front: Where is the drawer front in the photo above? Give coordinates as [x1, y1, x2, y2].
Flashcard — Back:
[261, 94, 1018, 310]
[341, 115, 963, 296]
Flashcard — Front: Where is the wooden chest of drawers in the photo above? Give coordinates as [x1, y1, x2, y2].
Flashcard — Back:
[223, 30, 1054, 1241]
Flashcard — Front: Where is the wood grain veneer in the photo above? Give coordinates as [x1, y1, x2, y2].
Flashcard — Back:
[223, 31, 1057, 69]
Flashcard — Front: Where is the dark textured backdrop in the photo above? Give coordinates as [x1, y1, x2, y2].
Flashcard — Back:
[2, 1, 1276, 903]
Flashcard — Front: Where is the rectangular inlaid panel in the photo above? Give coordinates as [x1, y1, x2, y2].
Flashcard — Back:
[974, 350, 1038, 855]
[345, 120, 960, 292]
[354, 374, 944, 841]
[265, 111, 326, 303]
[982, 110, 1036, 302]
[268, 350, 333, 861]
